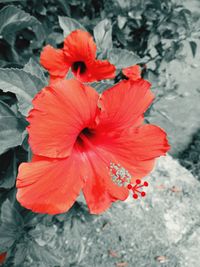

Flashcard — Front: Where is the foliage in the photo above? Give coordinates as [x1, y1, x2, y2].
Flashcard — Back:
[0, 0, 199, 265]
[179, 129, 200, 181]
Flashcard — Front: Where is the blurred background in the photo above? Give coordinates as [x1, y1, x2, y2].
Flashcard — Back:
[0, 0, 200, 266]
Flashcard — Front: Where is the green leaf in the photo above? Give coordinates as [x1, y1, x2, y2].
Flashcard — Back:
[0, 68, 44, 116]
[0, 101, 25, 155]
[0, 0, 26, 2]
[117, 15, 127, 29]
[29, 241, 62, 266]
[23, 211, 42, 228]
[115, 29, 127, 47]
[58, 16, 86, 37]
[57, 0, 70, 16]
[14, 243, 27, 266]
[46, 32, 64, 47]
[0, 5, 45, 46]
[91, 81, 113, 93]
[94, 19, 113, 52]
[189, 41, 197, 58]
[108, 48, 143, 69]
[116, 0, 130, 9]
[0, 150, 17, 189]
[0, 224, 16, 253]
[24, 58, 47, 85]
[180, 9, 192, 30]
[1, 199, 24, 226]
[0, 199, 23, 252]
[147, 33, 160, 49]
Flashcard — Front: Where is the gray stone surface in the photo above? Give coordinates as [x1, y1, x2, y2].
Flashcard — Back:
[148, 0, 200, 156]
[148, 42, 200, 156]
[22, 155, 200, 267]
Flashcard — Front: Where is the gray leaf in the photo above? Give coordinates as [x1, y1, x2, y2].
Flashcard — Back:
[0, 5, 45, 45]
[91, 81, 113, 93]
[24, 58, 47, 85]
[94, 19, 113, 52]
[0, 101, 25, 154]
[0, 150, 17, 189]
[108, 48, 143, 69]
[0, 199, 24, 252]
[29, 241, 62, 266]
[0, 68, 44, 116]
[58, 16, 86, 37]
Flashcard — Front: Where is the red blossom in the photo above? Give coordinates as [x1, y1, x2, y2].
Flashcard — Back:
[16, 79, 170, 215]
[122, 65, 141, 81]
[0, 252, 7, 265]
[40, 30, 116, 83]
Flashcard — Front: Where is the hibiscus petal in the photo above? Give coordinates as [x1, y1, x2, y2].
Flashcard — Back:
[63, 30, 116, 82]
[40, 45, 69, 78]
[85, 59, 116, 82]
[16, 149, 87, 215]
[82, 168, 113, 214]
[98, 79, 154, 131]
[93, 124, 170, 180]
[27, 79, 99, 158]
[122, 65, 141, 81]
[82, 148, 129, 214]
[125, 125, 170, 160]
[73, 59, 116, 83]
[63, 30, 96, 63]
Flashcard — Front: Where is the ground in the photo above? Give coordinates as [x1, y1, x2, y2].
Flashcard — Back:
[22, 155, 200, 267]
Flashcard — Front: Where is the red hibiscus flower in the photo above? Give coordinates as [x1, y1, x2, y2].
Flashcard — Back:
[16, 79, 170, 215]
[122, 65, 141, 81]
[40, 30, 116, 83]
[0, 252, 7, 265]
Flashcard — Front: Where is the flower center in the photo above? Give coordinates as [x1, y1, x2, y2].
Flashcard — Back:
[109, 162, 149, 199]
[72, 61, 86, 74]
[76, 127, 94, 146]
[109, 162, 131, 187]
[127, 179, 149, 199]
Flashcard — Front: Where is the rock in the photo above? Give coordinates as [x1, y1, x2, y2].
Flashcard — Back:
[147, 0, 200, 156]
[183, 0, 200, 13]
[148, 39, 200, 156]
[23, 155, 200, 267]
